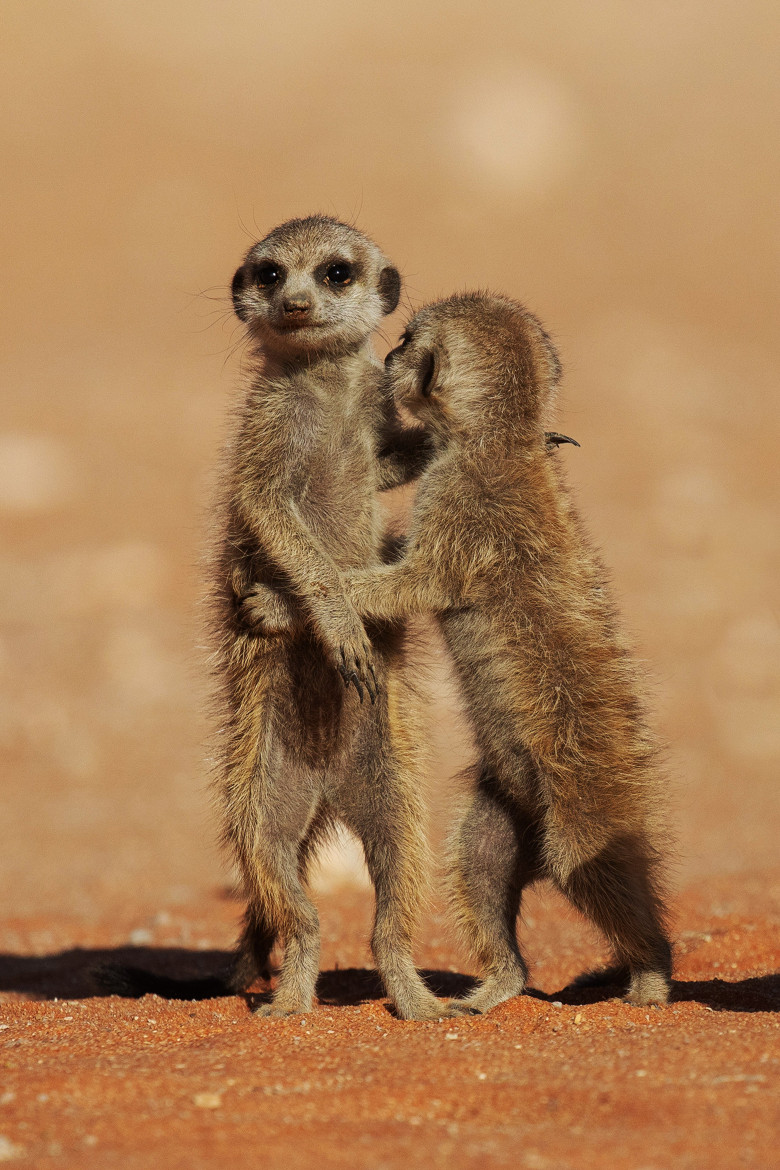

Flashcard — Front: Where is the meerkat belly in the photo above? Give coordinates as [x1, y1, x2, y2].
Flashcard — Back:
[440, 608, 533, 768]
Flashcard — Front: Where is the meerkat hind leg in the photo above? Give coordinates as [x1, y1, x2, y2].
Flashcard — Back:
[555, 833, 671, 1007]
[247, 788, 324, 1019]
[239, 803, 332, 1001]
[252, 862, 321, 1018]
[447, 774, 538, 1016]
[229, 908, 276, 993]
[345, 767, 454, 1022]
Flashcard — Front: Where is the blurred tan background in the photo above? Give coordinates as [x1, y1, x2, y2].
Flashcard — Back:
[1, 0, 778, 918]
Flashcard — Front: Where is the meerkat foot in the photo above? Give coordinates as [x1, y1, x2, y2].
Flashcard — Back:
[446, 972, 526, 1016]
[383, 972, 458, 1021]
[625, 969, 670, 1006]
[393, 993, 458, 1022]
[445, 1001, 483, 1016]
[254, 998, 313, 1019]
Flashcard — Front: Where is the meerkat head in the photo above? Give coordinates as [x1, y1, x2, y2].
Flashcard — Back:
[384, 292, 562, 448]
[231, 215, 401, 360]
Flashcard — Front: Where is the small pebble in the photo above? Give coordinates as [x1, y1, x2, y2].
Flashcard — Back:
[0, 1135, 23, 1160]
[445, 1033, 459, 1041]
[574, 1013, 583, 1024]
[193, 1093, 222, 1110]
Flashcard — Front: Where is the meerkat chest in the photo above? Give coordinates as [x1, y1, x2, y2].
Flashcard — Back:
[296, 406, 379, 561]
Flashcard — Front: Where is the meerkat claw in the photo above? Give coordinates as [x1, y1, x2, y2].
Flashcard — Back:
[448, 1002, 483, 1016]
[544, 431, 580, 449]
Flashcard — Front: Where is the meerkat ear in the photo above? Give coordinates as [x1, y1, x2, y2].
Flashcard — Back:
[419, 347, 439, 397]
[378, 266, 401, 315]
[231, 265, 249, 321]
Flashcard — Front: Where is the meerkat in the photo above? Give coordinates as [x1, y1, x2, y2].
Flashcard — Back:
[210, 213, 466, 1022]
[306, 291, 672, 1015]
[96, 216, 450, 1018]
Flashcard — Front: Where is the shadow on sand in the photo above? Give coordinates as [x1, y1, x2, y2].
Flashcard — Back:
[0, 946, 777, 1013]
[0, 945, 477, 1008]
[549, 971, 780, 1013]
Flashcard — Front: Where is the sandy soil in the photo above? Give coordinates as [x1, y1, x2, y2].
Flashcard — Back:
[1, 873, 778, 1169]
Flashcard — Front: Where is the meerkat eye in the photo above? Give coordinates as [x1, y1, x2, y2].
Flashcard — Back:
[419, 350, 436, 397]
[255, 264, 281, 287]
[325, 262, 353, 286]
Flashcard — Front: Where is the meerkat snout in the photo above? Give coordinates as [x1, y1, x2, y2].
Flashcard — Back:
[282, 295, 312, 317]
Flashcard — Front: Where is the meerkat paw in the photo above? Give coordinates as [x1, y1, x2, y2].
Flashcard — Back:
[333, 621, 379, 703]
[310, 599, 379, 702]
[236, 585, 295, 636]
[254, 999, 313, 1019]
[445, 1000, 484, 1016]
[394, 996, 460, 1022]
[446, 975, 526, 1016]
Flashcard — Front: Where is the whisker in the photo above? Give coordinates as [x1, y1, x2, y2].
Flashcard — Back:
[191, 310, 237, 335]
[232, 190, 257, 243]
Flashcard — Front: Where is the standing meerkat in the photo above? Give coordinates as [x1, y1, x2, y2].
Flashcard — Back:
[323, 291, 672, 1014]
[208, 215, 448, 1020]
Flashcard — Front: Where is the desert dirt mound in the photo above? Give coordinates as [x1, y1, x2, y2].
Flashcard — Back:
[1, 873, 778, 1169]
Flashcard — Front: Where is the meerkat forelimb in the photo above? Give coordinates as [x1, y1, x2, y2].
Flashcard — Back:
[334, 292, 672, 1013]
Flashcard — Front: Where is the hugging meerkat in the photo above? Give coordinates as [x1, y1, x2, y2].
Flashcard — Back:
[332, 292, 672, 1013]
[209, 215, 448, 1020]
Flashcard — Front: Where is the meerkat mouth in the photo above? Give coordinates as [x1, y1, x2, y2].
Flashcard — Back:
[275, 320, 325, 333]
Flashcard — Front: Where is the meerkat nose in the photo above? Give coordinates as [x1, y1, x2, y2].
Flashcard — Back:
[283, 297, 311, 315]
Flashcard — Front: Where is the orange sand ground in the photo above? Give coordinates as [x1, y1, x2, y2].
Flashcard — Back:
[1, 872, 778, 1169]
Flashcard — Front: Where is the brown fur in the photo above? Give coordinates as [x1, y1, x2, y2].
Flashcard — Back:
[213, 216, 446, 1020]
[331, 292, 673, 1013]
